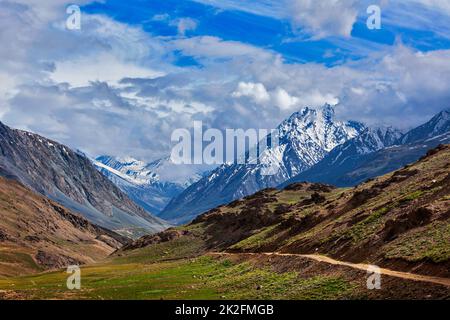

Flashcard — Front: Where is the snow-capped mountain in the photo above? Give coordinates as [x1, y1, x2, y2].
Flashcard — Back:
[160, 104, 366, 224]
[400, 109, 450, 144]
[285, 109, 450, 187]
[354, 126, 404, 154]
[94, 155, 205, 214]
[281, 126, 404, 187]
[310, 126, 403, 168]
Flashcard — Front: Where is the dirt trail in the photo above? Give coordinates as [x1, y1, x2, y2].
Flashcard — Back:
[210, 252, 450, 287]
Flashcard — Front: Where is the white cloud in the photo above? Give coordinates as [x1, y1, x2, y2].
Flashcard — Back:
[288, 0, 359, 38]
[171, 36, 276, 61]
[153, 14, 198, 36]
[194, 0, 360, 38]
[51, 53, 164, 87]
[298, 91, 340, 107]
[231, 82, 338, 111]
[195, 0, 450, 40]
[272, 87, 300, 110]
[152, 13, 170, 21]
[232, 82, 270, 103]
[192, 0, 286, 19]
[172, 18, 198, 36]
[0, 3, 172, 88]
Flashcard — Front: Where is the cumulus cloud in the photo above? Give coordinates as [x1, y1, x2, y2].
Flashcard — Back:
[298, 91, 340, 108]
[336, 46, 450, 126]
[287, 0, 360, 38]
[231, 82, 341, 111]
[232, 83, 303, 111]
[51, 53, 164, 87]
[232, 82, 270, 103]
[3, 81, 197, 159]
[0, 0, 178, 159]
[271, 88, 300, 110]
[171, 18, 198, 36]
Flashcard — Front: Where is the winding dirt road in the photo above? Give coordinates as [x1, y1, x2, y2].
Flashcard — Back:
[210, 252, 450, 287]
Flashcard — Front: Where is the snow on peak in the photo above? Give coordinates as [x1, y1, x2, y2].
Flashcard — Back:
[230, 104, 366, 180]
[278, 104, 365, 153]
[432, 109, 450, 132]
[352, 126, 403, 154]
[95, 155, 205, 188]
[401, 108, 450, 144]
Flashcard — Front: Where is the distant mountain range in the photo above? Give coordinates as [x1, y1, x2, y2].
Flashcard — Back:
[160, 105, 366, 224]
[160, 107, 450, 224]
[283, 109, 450, 187]
[93, 156, 205, 214]
[400, 109, 450, 144]
[0, 122, 169, 238]
[5, 106, 446, 233]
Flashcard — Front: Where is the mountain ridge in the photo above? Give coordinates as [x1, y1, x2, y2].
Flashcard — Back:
[0, 176, 128, 276]
[93, 155, 205, 214]
[401, 109, 450, 144]
[284, 109, 450, 187]
[0, 121, 169, 238]
[161, 107, 450, 223]
[160, 104, 366, 224]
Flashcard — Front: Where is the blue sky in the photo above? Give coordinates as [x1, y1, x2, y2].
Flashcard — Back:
[0, 0, 450, 161]
[82, 0, 450, 64]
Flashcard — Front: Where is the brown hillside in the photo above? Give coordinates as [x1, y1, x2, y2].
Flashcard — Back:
[122, 144, 450, 278]
[0, 177, 128, 277]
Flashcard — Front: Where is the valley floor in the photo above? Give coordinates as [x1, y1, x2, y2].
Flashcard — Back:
[0, 248, 449, 300]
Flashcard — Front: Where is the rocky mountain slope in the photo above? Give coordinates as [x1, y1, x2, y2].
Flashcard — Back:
[0, 122, 169, 238]
[94, 156, 204, 214]
[0, 176, 128, 277]
[124, 144, 450, 278]
[285, 109, 450, 187]
[160, 105, 365, 224]
[162, 109, 450, 224]
[401, 109, 450, 144]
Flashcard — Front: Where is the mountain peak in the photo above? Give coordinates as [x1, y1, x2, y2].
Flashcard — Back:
[93, 154, 206, 215]
[401, 108, 450, 144]
[160, 105, 366, 223]
[95, 155, 204, 188]
[279, 104, 365, 153]
[434, 108, 450, 121]
[285, 104, 335, 125]
[346, 126, 403, 155]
